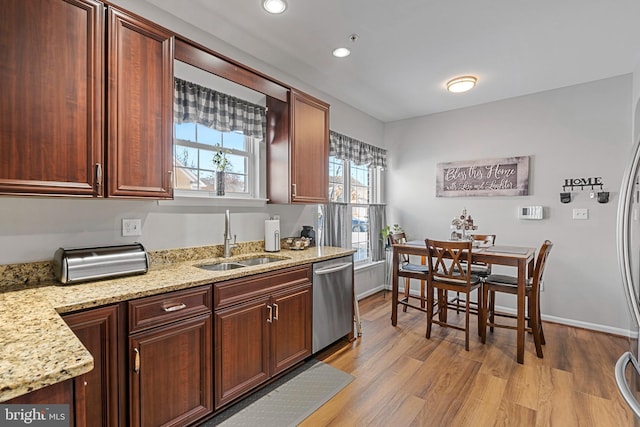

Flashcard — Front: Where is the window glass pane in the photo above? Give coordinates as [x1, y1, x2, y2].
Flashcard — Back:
[175, 146, 198, 169]
[224, 131, 247, 151]
[351, 206, 370, 262]
[226, 173, 247, 193]
[226, 153, 247, 175]
[197, 125, 221, 146]
[199, 149, 215, 172]
[175, 123, 196, 142]
[350, 162, 370, 204]
[199, 170, 215, 190]
[175, 167, 199, 190]
[329, 156, 345, 202]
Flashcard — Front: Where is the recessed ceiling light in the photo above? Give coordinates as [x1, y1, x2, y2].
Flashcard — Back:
[332, 47, 351, 58]
[262, 0, 287, 14]
[447, 76, 477, 93]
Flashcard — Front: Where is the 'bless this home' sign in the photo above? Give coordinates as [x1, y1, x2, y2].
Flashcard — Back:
[436, 155, 530, 197]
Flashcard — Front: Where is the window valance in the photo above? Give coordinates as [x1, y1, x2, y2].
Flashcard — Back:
[174, 77, 266, 141]
[329, 130, 387, 168]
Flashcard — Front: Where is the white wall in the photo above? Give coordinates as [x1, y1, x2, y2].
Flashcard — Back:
[384, 75, 633, 332]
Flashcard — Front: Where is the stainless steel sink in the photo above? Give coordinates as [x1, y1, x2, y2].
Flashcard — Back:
[197, 255, 288, 271]
[238, 256, 285, 266]
[198, 262, 246, 271]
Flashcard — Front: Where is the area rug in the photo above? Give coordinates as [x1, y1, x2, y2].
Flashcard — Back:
[201, 360, 354, 426]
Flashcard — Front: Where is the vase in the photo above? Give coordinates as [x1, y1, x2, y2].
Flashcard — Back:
[216, 171, 225, 196]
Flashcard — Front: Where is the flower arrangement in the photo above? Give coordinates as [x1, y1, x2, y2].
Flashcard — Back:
[212, 144, 231, 172]
[451, 208, 477, 240]
[381, 224, 403, 246]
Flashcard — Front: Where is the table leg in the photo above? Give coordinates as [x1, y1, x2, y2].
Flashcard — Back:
[517, 259, 526, 364]
[391, 247, 399, 326]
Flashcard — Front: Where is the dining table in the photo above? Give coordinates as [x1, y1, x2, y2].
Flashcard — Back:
[391, 240, 536, 364]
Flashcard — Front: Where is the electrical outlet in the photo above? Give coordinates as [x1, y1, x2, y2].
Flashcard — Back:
[122, 219, 142, 236]
[572, 208, 588, 220]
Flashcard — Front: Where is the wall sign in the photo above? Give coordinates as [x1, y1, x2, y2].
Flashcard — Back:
[436, 155, 530, 197]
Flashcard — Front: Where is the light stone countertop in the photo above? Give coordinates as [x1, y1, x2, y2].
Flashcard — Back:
[0, 245, 354, 402]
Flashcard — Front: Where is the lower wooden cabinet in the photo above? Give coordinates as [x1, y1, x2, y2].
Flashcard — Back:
[213, 266, 313, 409]
[128, 286, 213, 427]
[6, 379, 81, 426]
[63, 304, 120, 427]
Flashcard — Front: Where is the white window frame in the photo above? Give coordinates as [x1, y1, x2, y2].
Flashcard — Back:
[329, 157, 385, 265]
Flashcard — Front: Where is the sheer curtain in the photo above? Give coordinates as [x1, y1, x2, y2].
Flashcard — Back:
[368, 204, 387, 262]
[174, 77, 266, 140]
[322, 203, 348, 247]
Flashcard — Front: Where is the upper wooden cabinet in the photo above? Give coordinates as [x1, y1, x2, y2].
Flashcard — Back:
[267, 90, 330, 204]
[0, 0, 174, 199]
[0, 0, 104, 196]
[106, 8, 174, 199]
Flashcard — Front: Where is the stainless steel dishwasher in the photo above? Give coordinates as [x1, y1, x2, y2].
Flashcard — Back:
[312, 255, 354, 353]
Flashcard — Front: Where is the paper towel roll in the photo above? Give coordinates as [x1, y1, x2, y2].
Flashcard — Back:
[264, 219, 280, 252]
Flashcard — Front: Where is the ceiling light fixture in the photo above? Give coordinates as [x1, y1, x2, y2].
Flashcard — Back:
[262, 0, 287, 14]
[332, 47, 351, 58]
[446, 76, 477, 93]
[332, 34, 359, 58]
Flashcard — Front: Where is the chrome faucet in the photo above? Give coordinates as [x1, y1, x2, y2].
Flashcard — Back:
[223, 209, 237, 258]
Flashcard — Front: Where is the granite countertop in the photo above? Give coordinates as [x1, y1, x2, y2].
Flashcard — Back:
[0, 244, 354, 402]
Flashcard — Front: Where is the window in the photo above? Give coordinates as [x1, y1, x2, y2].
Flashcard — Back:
[329, 157, 384, 263]
[174, 123, 257, 196]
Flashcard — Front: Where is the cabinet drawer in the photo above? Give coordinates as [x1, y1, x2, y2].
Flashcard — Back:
[214, 265, 312, 310]
[129, 285, 212, 333]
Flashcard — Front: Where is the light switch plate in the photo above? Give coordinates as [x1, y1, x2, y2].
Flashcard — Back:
[122, 219, 142, 236]
[572, 208, 588, 220]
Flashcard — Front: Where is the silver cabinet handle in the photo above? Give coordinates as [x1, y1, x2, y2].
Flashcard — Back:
[133, 348, 140, 374]
[95, 163, 103, 186]
[292, 183, 297, 197]
[267, 305, 273, 323]
[162, 302, 186, 312]
[273, 303, 279, 320]
[615, 351, 640, 417]
[168, 170, 173, 189]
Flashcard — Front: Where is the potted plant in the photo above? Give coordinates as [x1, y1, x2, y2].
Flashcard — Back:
[213, 144, 231, 195]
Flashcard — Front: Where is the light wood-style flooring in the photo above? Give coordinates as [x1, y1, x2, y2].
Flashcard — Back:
[302, 292, 636, 427]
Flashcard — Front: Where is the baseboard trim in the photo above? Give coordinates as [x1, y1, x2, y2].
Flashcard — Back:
[379, 285, 632, 337]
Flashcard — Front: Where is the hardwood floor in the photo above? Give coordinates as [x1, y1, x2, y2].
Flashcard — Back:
[302, 292, 636, 427]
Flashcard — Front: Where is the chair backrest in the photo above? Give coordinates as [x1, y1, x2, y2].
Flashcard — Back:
[469, 234, 496, 246]
[390, 232, 410, 264]
[531, 240, 553, 293]
[425, 239, 474, 287]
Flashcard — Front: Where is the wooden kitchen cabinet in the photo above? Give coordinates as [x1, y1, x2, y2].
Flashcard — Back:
[63, 304, 120, 427]
[267, 90, 329, 204]
[128, 285, 213, 427]
[0, 0, 174, 199]
[106, 8, 174, 199]
[213, 266, 312, 409]
[0, 0, 104, 196]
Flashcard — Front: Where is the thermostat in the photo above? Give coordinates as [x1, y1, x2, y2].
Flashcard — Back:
[518, 206, 543, 220]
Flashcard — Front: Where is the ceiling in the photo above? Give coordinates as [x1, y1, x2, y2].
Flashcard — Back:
[145, 0, 640, 123]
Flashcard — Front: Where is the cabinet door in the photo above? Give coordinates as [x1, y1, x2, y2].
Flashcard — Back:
[290, 90, 329, 204]
[214, 297, 270, 409]
[107, 8, 174, 199]
[129, 313, 212, 427]
[271, 284, 313, 376]
[0, 0, 103, 197]
[63, 305, 119, 427]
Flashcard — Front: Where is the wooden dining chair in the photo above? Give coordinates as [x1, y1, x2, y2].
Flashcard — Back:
[425, 239, 483, 351]
[449, 234, 496, 314]
[482, 240, 553, 358]
[390, 232, 429, 312]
